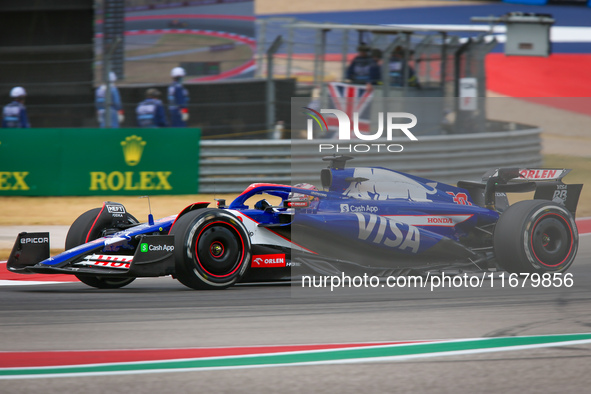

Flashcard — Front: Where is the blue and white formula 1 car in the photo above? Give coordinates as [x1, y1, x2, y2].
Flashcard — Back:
[7, 156, 582, 290]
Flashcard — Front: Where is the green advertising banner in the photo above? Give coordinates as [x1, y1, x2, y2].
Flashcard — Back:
[0, 128, 200, 196]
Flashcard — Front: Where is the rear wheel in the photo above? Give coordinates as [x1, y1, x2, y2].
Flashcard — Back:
[493, 200, 578, 273]
[170, 209, 251, 290]
[66, 207, 137, 289]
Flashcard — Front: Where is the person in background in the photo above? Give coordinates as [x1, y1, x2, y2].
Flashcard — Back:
[136, 88, 168, 128]
[368, 48, 383, 86]
[95, 71, 124, 128]
[388, 46, 420, 88]
[168, 67, 189, 127]
[2, 87, 30, 128]
[346, 44, 375, 84]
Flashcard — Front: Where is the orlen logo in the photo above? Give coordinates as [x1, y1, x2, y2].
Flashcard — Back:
[251, 254, 286, 268]
[519, 169, 562, 180]
[303, 107, 418, 153]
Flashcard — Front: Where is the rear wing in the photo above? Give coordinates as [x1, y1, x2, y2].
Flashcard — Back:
[459, 168, 583, 216]
[482, 168, 571, 182]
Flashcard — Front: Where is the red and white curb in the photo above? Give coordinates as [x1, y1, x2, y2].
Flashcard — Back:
[577, 216, 591, 235]
[0, 262, 79, 286]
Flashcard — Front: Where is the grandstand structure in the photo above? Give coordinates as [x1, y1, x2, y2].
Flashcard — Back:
[258, 19, 498, 134]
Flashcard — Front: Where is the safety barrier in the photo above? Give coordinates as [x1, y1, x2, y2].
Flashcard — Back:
[199, 128, 542, 193]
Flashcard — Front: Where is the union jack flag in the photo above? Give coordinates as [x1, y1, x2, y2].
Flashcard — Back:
[326, 82, 374, 138]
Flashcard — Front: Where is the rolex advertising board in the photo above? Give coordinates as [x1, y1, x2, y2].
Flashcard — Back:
[0, 128, 200, 195]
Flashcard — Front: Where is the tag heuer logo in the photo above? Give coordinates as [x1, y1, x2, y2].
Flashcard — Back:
[140, 243, 149, 252]
[121, 135, 146, 166]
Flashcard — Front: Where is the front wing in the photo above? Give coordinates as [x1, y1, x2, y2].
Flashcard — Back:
[8, 232, 175, 278]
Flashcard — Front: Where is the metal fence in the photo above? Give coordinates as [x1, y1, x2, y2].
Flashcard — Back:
[256, 18, 498, 137]
[256, 17, 496, 96]
[199, 127, 542, 193]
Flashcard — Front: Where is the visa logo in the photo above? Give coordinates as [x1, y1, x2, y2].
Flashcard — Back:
[355, 213, 420, 254]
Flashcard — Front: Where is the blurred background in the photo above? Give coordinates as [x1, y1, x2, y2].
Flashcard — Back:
[0, 0, 590, 197]
[0, 0, 588, 134]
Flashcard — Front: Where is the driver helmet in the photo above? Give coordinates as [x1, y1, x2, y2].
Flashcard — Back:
[289, 183, 319, 205]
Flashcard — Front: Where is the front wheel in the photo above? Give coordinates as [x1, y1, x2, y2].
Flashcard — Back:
[170, 209, 251, 290]
[66, 207, 137, 289]
[493, 200, 578, 273]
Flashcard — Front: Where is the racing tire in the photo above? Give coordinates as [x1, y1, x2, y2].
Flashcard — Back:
[66, 207, 137, 289]
[493, 200, 578, 274]
[170, 208, 251, 290]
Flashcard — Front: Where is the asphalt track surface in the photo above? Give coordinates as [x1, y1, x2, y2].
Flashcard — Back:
[1, 235, 590, 392]
[121, 17, 255, 38]
[94, 3, 256, 81]
[95, 3, 255, 38]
